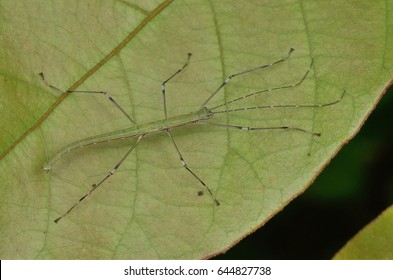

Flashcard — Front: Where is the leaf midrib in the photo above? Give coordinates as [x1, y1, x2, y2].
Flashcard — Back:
[0, 0, 175, 161]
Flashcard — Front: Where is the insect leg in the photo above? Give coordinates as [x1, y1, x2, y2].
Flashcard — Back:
[202, 90, 345, 136]
[39, 72, 137, 126]
[199, 48, 295, 109]
[210, 60, 312, 111]
[161, 53, 192, 119]
[53, 135, 143, 223]
[165, 129, 220, 206]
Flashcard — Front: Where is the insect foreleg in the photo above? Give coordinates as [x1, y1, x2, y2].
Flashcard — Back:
[199, 48, 295, 109]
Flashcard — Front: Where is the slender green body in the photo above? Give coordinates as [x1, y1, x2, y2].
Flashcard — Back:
[43, 107, 213, 171]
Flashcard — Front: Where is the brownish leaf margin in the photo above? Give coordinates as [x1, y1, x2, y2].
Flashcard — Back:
[208, 79, 393, 259]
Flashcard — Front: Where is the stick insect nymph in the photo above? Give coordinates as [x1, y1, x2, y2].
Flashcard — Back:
[41, 49, 345, 223]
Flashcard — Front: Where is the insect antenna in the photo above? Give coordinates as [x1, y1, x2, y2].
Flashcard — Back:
[210, 90, 346, 115]
[198, 54, 344, 137]
[201, 91, 345, 137]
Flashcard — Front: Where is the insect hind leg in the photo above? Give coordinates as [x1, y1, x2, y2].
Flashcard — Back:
[39, 72, 137, 126]
[53, 135, 143, 223]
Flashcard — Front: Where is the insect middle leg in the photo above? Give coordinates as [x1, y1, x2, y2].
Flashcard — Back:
[165, 129, 220, 206]
[161, 53, 192, 119]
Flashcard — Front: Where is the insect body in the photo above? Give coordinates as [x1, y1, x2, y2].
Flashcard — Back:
[43, 107, 213, 171]
[41, 49, 344, 223]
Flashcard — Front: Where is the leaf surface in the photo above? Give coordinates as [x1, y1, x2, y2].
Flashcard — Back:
[334, 205, 393, 259]
[1, 0, 392, 259]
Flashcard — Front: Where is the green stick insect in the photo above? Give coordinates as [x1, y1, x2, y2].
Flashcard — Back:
[41, 48, 345, 223]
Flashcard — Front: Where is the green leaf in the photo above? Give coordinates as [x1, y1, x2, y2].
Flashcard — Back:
[1, 0, 392, 259]
[334, 205, 393, 259]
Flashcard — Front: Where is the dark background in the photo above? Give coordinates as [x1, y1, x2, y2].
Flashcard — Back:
[215, 84, 393, 260]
